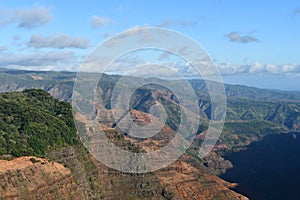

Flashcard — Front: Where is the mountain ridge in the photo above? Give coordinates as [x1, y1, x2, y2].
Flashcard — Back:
[1, 68, 300, 101]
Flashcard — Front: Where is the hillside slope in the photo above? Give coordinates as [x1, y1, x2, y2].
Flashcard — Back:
[2, 70, 299, 199]
[0, 156, 87, 200]
[0, 89, 248, 199]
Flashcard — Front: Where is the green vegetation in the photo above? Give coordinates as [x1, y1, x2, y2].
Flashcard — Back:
[0, 89, 104, 199]
[221, 120, 287, 147]
[0, 89, 79, 157]
[0, 88, 168, 199]
[226, 99, 300, 130]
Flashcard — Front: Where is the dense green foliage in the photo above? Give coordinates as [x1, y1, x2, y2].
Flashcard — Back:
[0, 89, 79, 157]
[221, 120, 287, 147]
[226, 99, 300, 130]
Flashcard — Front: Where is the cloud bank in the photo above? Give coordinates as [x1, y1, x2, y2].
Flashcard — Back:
[218, 62, 300, 76]
[0, 50, 78, 71]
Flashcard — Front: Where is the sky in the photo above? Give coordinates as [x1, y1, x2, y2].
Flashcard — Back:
[0, 0, 300, 90]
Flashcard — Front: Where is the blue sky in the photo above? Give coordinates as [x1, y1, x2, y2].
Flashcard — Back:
[0, 0, 300, 90]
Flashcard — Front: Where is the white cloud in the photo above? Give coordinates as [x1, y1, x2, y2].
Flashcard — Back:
[91, 16, 111, 28]
[158, 19, 197, 27]
[81, 49, 300, 77]
[0, 46, 7, 52]
[219, 62, 300, 76]
[28, 33, 90, 49]
[265, 64, 281, 74]
[0, 5, 52, 29]
[0, 50, 77, 70]
[0, 6, 12, 27]
[282, 64, 300, 73]
[225, 32, 259, 44]
[102, 26, 154, 47]
[218, 62, 250, 75]
[249, 62, 264, 73]
[14, 6, 52, 29]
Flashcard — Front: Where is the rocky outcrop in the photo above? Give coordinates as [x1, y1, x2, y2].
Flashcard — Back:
[0, 156, 87, 200]
[156, 158, 248, 200]
[76, 108, 249, 200]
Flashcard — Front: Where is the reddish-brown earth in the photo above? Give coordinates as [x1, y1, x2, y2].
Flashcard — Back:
[0, 156, 87, 200]
[0, 106, 249, 200]
[76, 107, 249, 200]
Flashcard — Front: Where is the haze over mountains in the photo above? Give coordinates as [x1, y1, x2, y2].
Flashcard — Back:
[1, 68, 300, 130]
[1, 68, 300, 101]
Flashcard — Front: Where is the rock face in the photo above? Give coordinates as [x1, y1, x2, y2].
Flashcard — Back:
[76, 107, 249, 200]
[122, 109, 249, 200]
[156, 158, 248, 200]
[0, 156, 87, 200]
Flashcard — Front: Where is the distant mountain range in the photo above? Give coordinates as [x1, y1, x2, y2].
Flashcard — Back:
[2, 68, 300, 101]
[1, 68, 299, 131]
[1, 68, 299, 199]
